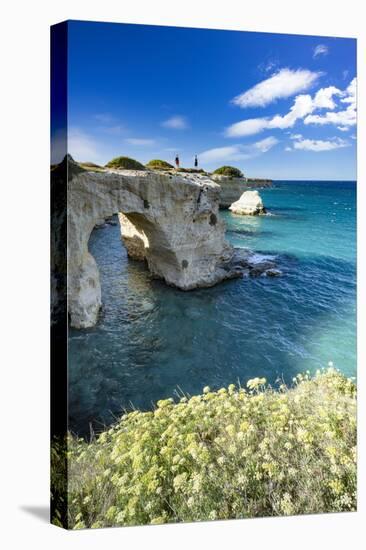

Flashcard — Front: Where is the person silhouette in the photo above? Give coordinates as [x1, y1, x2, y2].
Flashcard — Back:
[175, 154, 180, 168]
[194, 154, 198, 168]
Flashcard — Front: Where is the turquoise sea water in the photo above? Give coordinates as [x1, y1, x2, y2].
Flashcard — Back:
[68, 181, 356, 437]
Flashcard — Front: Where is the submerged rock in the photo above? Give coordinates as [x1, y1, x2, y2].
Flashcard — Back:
[229, 190, 266, 216]
[265, 268, 283, 277]
[226, 248, 281, 278]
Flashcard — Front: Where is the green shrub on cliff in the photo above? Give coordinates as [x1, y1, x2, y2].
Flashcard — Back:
[79, 162, 105, 172]
[176, 168, 207, 174]
[61, 368, 356, 529]
[146, 159, 174, 170]
[105, 156, 146, 170]
[213, 166, 243, 178]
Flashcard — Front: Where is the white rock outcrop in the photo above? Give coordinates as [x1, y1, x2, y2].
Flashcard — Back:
[229, 190, 266, 216]
[210, 175, 271, 208]
[211, 175, 250, 208]
[67, 164, 243, 328]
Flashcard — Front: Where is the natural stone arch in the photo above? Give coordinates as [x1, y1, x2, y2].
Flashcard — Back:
[67, 168, 239, 328]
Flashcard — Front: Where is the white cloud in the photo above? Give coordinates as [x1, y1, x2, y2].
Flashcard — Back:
[253, 136, 279, 153]
[290, 133, 303, 140]
[313, 44, 329, 58]
[292, 136, 350, 152]
[231, 68, 320, 108]
[304, 107, 356, 127]
[199, 137, 279, 163]
[226, 79, 357, 137]
[313, 86, 342, 109]
[68, 128, 101, 162]
[285, 147, 292, 152]
[199, 146, 243, 163]
[125, 138, 156, 146]
[268, 94, 314, 129]
[225, 93, 314, 137]
[340, 77, 356, 108]
[337, 126, 349, 132]
[225, 117, 270, 137]
[304, 78, 356, 128]
[161, 115, 188, 129]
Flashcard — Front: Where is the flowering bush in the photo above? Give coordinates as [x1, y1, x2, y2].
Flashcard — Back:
[63, 368, 356, 529]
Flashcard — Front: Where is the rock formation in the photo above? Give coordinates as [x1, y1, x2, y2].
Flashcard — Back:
[229, 190, 266, 216]
[211, 175, 249, 209]
[228, 249, 282, 278]
[210, 174, 271, 208]
[67, 163, 245, 328]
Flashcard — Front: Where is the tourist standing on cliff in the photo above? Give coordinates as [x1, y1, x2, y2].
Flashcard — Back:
[194, 154, 198, 168]
[175, 154, 180, 168]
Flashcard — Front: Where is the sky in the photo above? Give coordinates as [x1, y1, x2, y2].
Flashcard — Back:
[53, 21, 357, 180]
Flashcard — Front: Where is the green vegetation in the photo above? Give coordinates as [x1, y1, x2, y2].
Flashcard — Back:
[55, 368, 356, 529]
[213, 166, 243, 178]
[176, 168, 207, 174]
[146, 159, 174, 170]
[79, 162, 105, 172]
[144, 160, 207, 174]
[105, 156, 146, 170]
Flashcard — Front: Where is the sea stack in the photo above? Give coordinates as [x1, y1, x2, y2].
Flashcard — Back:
[229, 190, 266, 216]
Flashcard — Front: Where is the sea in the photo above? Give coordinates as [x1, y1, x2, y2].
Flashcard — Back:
[68, 180, 356, 437]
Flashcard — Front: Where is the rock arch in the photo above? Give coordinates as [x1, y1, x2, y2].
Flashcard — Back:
[67, 168, 238, 328]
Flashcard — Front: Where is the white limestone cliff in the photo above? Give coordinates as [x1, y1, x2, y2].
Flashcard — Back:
[67, 166, 242, 328]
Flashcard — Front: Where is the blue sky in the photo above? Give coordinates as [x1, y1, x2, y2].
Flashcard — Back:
[57, 21, 356, 179]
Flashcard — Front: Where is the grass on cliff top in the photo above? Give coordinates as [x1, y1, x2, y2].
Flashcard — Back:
[53, 368, 356, 529]
[78, 162, 105, 172]
[146, 159, 174, 170]
[145, 161, 208, 175]
[176, 167, 207, 174]
[213, 166, 243, 178]
[105, 156, 146, 170]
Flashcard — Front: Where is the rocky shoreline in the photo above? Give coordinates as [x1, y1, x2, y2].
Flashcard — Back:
[60, 157, 279, 328]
